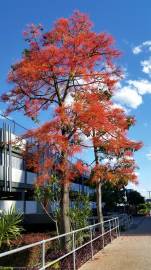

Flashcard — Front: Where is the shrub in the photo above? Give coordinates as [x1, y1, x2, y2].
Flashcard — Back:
[138, 202, 151, 216]
[0, 206, 23, 248]
[0, 232, 51, 268]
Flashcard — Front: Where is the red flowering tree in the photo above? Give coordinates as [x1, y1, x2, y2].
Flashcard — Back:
[1, 11, 121, 236]
[74, 90, 142, 223]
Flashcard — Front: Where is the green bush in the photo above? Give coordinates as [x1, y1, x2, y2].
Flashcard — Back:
[0, 206, 23, 248]
[137, 202, 151, 216]
[69, 192, 91, 230]
[69, 193, 91, 245]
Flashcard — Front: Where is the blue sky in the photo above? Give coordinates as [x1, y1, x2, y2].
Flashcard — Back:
[0, 0, 151, 197]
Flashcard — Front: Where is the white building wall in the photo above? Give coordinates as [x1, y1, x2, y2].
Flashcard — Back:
[0, 200, 24, 213]
[0, 165, 37, 184]
[0, 200, 38, 214]
[12, 167, 25, 183]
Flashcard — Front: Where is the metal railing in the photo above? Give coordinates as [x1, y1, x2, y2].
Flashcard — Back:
[118, 213, 133, 230]
[0, 217, 120, 270]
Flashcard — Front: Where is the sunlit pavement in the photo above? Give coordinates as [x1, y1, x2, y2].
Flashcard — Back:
[79, 217, 151, 270]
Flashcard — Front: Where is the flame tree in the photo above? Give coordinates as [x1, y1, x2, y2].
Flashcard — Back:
[1, 11, 140, 235]
[73, 88, 142, 223]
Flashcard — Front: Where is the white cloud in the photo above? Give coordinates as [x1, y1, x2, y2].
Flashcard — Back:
[142, 40, 151, 47]
[111, 103, 130, 114]
[113, 78, 151, 109]
[128, 79, 151, 95]
[141, 58, 151, 76]
[113, 86, 142, 109]
[79, 132, 92, 147]
[102, 157, 117, 166]
[132, 40, 151, 55]
[64, 93, 74, 106]
[131, 41, 151, 106]
[132, 46, 142, 55]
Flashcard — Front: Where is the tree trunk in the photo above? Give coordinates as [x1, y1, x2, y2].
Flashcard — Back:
[92, 135, 104, 227]
[96, 181, 104, 224]
[60, 182, 71, 249]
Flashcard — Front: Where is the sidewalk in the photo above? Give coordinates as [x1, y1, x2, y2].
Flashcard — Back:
[79, 217, 151, 270]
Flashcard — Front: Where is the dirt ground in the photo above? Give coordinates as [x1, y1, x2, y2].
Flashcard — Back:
[79, 217, 151, 270]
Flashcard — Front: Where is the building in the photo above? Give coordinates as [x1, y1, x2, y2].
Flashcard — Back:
[0, 117, 96, 226]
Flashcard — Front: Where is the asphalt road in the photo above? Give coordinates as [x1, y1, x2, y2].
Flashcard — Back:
[79, 217, 151, 270]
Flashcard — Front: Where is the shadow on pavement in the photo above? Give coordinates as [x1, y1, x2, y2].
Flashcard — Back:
[123, 216, 151, 236]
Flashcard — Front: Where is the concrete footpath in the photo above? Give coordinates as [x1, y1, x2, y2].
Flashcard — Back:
[79, 217, 151, 270]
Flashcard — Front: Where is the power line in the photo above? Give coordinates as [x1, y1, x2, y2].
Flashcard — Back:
[0, 112, 28, 131]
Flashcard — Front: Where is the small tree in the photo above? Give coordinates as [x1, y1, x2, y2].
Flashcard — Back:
[69, 192, 91, 245]
[127, 190, 145, 215]
[34, 175, 61, 236]
[102, 181, 126, 212]
[69, 192, 91, 230]
[127, 190, 145, 206]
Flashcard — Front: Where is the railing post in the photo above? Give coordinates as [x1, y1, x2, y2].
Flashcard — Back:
[109, 220, 112, 242]
[72, 231, 76, 270]
[90, 227, 93, 259]
[117, 217, 120, 237]
[42, 240, 45, 269]
[114, 218, 116, 239]
[129, 215, 131, 226]
[115, 218, 118, 238]
[127, 215, 130, 229]
[112, 218, 116, 240]
[101, 221, 105, 249]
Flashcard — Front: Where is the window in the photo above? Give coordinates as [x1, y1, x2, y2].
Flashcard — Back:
[11, 155, 24, 170]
